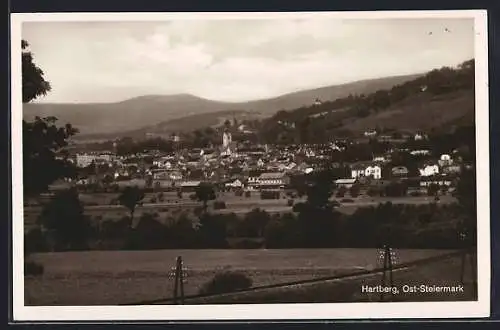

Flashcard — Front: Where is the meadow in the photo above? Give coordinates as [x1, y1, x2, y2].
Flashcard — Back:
[24, 248, 453, 306]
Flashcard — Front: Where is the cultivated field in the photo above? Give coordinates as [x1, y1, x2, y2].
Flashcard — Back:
[24, 248, 454, 306]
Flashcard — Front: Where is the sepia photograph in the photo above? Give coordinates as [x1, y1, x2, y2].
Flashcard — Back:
[11, 10, 490, 320]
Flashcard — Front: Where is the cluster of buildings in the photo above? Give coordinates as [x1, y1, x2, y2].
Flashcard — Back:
[70, 128, 471, 196]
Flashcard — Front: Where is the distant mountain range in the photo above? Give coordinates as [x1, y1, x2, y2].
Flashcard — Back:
[23, 74, 422, 140]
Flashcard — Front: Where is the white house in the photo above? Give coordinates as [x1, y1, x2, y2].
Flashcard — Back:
[365, 165, 382, 180]
[351, 165, 365, 179]
[438, 154, 453, 167]
[419, 164, 439, 177]
[351, 163, 381, 179]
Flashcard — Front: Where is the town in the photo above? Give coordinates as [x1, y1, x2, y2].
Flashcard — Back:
[57, 124, 470, 205]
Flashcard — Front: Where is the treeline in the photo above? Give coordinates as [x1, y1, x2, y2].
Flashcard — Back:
[259, 59, 474, 144]
[25, 202, 474, 253]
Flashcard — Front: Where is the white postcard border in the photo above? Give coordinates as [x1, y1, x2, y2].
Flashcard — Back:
[10, 10, 490, 321]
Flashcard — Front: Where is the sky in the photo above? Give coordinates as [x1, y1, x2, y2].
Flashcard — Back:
[22, 17, 475, 103]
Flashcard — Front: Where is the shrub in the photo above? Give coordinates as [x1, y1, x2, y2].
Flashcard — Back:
[150, 197, 157, 203]
[340, 198, 355, 203]
[244, 191, 251, 198]
[25, 260, 44, 276]
[287, 199, 294, 206]
[198, 271, 253, 295]
[213, 201, 227, 210]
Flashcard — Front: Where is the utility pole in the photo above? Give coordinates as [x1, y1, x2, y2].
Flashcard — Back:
[459, 228, 477, 298]
[380, 245, 395, 302]
[171, 256, 186, 305]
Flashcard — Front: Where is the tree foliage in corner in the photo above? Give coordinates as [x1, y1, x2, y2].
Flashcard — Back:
[22, 40, 78, 197]
[22, 40, 51, 103]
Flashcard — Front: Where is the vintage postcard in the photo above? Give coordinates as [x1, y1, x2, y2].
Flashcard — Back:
[10, 10, 490, 321]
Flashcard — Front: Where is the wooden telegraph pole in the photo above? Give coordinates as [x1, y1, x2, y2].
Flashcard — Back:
[171, 256, 186, 305]
[459, 227, 477, 298]
[173, 257, 179, 304]
[178, 256, 185, 304]
[380, 245, 395, 302]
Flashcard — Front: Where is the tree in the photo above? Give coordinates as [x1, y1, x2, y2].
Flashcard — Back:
[37, 188, 92, 251]
[194, 182, 216, 213]
[241, 208, 271, 237]
[22, 40, 51, 103]
[118, 186, 145, 227]
[293, 168, 340, 247]
[22, 40, 78, 197]
[23, 117, 78, 197]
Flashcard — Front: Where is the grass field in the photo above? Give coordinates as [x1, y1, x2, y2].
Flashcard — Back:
[24, 248, 455, 306]
[183, 252, 476, 304]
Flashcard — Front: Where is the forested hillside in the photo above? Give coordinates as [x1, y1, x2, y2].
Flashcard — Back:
[259, 59, 474, 144]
